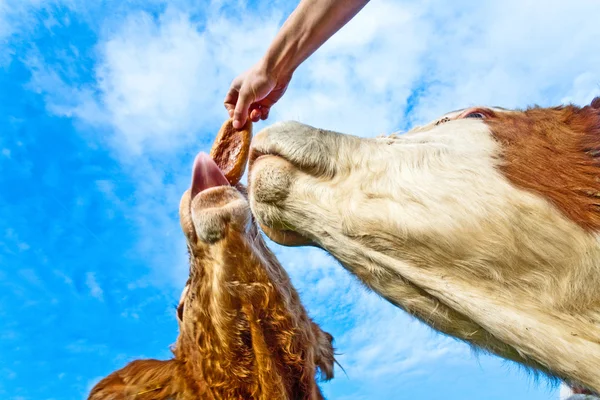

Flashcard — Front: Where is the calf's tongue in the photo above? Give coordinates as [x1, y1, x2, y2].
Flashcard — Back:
[191, 152, 230, 198]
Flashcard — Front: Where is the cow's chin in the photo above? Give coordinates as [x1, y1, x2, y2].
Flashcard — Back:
[258, 222, 314, 247]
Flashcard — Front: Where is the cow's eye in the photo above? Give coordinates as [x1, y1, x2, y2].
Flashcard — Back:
[464, 112, 486, 119]
[177, 302, 184, 321]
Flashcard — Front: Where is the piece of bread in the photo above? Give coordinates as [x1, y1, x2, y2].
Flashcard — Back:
[210, 119, 253, 185]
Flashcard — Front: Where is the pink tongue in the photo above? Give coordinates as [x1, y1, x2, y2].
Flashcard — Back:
[191, 152, 230, 198]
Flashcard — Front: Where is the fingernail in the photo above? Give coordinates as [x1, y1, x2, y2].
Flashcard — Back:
[233, 120, 241, 129]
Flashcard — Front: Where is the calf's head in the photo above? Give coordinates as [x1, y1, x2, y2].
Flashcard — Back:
[176, 152, 335, 398]
[248, 98, 600, 393]
[89, 151, 335, 400]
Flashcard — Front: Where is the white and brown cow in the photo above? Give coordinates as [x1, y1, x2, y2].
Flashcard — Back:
[248, 98, 600, 394]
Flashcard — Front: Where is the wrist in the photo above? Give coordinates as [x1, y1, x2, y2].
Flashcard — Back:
[259, 47, 297, 82]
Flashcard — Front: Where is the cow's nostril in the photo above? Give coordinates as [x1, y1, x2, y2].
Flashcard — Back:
[250, 156, 293, 205]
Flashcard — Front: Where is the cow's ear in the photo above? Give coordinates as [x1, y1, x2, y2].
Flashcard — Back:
[312, 325, 336, 381]
[87, 359, 180, 400]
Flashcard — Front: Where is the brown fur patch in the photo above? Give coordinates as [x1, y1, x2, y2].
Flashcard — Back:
[172, 221, 334, 399]
[88, 359, 201, 400]
[486, 97, 600, 232]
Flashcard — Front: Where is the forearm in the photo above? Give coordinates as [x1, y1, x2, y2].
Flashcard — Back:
[261, 0, 370, 78]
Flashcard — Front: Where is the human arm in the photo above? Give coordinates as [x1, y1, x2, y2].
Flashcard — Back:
[224, 0, 370, 129]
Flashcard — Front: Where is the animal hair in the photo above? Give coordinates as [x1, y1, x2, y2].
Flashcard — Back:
[88, 184, 335, 399]
[247, 97, 600, 395]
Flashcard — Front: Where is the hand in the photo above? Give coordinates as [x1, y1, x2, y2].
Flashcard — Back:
[224, 63, 292, 129]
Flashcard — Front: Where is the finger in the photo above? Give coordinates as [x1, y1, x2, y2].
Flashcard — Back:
[260, 107, 270, 120]
[233, 87, 253, 129]
[224, 104, 235, 119]
[250, 108, 261, 122]
[223, 89, 239, 118]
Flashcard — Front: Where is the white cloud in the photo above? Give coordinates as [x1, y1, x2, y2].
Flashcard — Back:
[273, 0, 430, 137]
[400, 0, 600, 125]
[66, 338, 109, 354]
[83, 5, 283, 156]
[85, 272, 104, 301]
[95, 10, 217, 154]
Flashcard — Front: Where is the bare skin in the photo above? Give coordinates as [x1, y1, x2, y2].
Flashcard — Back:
[224, 0, 370, 129]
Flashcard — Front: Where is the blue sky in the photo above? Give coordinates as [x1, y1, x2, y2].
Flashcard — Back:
[1, 0, 598, 399]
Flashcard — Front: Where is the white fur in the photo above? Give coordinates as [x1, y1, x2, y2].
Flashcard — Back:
[249, 118, 600, 392]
